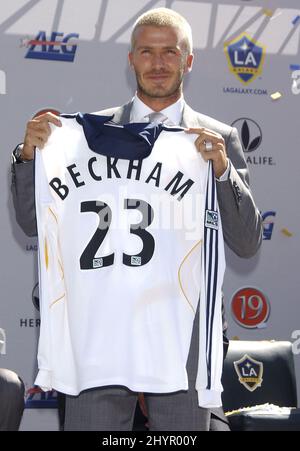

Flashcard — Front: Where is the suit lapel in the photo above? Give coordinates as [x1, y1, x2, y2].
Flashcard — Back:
[112, 100, 133, 124]
[181, 103, 202, 128]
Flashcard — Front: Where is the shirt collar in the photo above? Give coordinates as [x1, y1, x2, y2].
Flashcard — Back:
[130, 93, 184, 125]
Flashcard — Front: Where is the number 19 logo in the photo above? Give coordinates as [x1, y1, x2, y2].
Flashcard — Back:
[231, 287, 270, 329]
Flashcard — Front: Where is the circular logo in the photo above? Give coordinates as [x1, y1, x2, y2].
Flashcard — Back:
[231, 118, 262, 153]
[32, 282, 40, 311]
[231, 287, 270, 329]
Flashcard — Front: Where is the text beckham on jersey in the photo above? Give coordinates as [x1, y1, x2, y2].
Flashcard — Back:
[49, 156, 195, 202]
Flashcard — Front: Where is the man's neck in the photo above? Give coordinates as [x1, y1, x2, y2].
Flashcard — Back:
[136, 91, 182, 112]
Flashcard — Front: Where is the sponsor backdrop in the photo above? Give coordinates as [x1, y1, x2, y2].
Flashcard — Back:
[0, 0, 299, 430]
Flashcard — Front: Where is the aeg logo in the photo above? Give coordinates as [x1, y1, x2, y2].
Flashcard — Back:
[24, 31, 79, 62]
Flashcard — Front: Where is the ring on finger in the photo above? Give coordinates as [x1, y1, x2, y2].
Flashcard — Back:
[204, 141, 213, 152]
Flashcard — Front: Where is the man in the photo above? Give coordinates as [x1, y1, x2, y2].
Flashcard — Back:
[0, 368, 25, 431]
[11, 8, 262, 431]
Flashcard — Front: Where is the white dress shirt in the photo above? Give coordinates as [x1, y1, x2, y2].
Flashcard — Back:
[130, 93, 184, 125]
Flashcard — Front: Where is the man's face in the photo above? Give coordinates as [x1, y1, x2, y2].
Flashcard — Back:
[129, 25, 193, 101]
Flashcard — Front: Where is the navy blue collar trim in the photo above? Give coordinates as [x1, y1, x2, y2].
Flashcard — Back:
[60, 113, 183, 160]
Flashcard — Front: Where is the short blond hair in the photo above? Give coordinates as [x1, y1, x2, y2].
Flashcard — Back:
[131, 7, 193, 54]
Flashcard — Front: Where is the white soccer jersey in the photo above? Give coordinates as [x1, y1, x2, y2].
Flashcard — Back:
[34, 115, 225, 407]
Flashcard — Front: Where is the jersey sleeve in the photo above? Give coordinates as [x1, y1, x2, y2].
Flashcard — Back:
[34, 150, 65, 391]
[196, 162, 225, 407]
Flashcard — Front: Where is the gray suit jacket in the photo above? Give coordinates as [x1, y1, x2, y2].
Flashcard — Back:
[11, 100, 262, 257]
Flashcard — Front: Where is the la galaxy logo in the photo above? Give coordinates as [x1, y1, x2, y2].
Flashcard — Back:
[234, 354, 263, 392]
[24, 31, 79, 62]
[224, 33, 265, 85]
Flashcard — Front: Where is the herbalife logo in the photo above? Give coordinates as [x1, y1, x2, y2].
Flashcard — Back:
[231, 118, 262, 153]
[231, 118, 275, 166]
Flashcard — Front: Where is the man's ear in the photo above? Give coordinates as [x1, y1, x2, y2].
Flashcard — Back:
[185, 53, 194, 73]
[128, 52, 134, 69]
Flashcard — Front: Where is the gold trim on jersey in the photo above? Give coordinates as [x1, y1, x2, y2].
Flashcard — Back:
[48, 207, 58, 223]
[50, 293, 65, 308]
[47, 207, 65, 281]
[58, 258, 64, 280]
[178, 240, 202, 315]
[44, 237, 49, 270]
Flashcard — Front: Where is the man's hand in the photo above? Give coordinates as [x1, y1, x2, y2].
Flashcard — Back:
[185, 127, 228, 179]
[21, 112, 62, 161]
